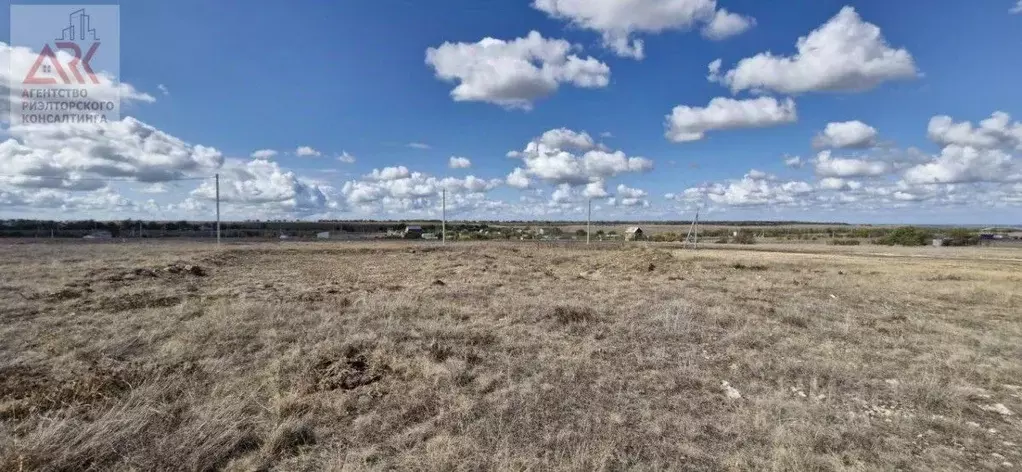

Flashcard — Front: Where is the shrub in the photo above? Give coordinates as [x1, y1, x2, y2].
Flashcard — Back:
[829, 239, 861, 246]
[653, 232, 679, 242]
[945, 228, 979, 246]
[552, 306, 598, 324]
[733, 231, 756, 245]
[877, 227, 932, 246]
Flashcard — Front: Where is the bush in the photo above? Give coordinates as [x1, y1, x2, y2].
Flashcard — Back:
[829, 239, 861, 246]
[945, 228, 979, 246]
[653, 232, 679, 242]
[877, 227, 932, 246]
[733, 231, 756, 245]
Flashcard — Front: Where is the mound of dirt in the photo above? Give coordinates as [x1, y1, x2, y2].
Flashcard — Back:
[312, 350, 389, 392]
[626, 248, 675, 272]
[162, 263, 206, 276]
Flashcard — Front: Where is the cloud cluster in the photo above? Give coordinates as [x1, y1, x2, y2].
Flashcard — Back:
[506, 128, 653, 189]
[251, 149, 278, 159]
[904, 112, 1022, 185]
[449, 156, 472, 169]
[191, 158, 334, 212]
[708, 7, 917, 94]
[610, 184, 650, 207]
[533, 0, 754, 59]
[425, 31, 610, 109]
[0, 118, 223, 188]
[676, 111, 1022, 216]
[814, 150, 890, 178]
[338, 151, 357, 164]
[904, 145, 1018, 185]
[1, 42, 155, 116]
[813, 120, 878, 149]
[665, 97, 797, 143]
[688, 171, 814, 207]
[342, 167, 501, 208]
[0, 186, 139, 214]
[927, 112, 1022, 151]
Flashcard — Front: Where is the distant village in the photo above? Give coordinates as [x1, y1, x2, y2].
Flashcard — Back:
[382, 224, 646, 242]
[1, 219, 1021, 246]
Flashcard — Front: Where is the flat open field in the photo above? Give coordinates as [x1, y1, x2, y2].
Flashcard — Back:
[1, 240, 1020, 471]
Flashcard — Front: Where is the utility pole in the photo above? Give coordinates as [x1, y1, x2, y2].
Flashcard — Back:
[215, 173, 221, 246]
[684, 207, 700, 247]
[587, 198, 591, 244]
[441, 188, 446, 245]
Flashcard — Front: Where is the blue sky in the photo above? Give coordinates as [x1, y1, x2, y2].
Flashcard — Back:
[2, 0, 1022, 223]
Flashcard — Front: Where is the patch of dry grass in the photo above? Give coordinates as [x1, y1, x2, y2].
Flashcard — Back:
[1, 240, 1020, 470]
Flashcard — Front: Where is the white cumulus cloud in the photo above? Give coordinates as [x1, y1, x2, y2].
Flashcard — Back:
[813, 120, 879, 149]
[506, 168, 532, 189]
[191, 158, 334, 212]
[251, 149, 278, 159]
[295, 146, 321, 157]
[1, 42, 155, 116]
[425, 31, 610, 109]
[366, 166, 411, 181]
[903, 145, 1019, 184]
[692, 171, 814, 207]
[702, 9, 756, 40]
[709, 7, 918, 94]
[338, 151, 356, 164]
[449, 156, 472, 169]
[665, 97, 797, 143]
[533, 0, 754, 59]
[927, 112, 1022, 150]
[342, 167, 501, 211]
[507, 128, 653, 186]
[814, 150, 890, 178]
[0, 118, 223, 187]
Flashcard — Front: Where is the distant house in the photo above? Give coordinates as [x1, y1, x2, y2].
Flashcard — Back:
[403, 225, 423, 239]
[625, 227, 644, 241]
[316, 231, 330, 239]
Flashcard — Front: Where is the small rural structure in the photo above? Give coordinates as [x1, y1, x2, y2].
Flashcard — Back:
[625, 227, 644, 241]
[316, 231, 330, 239]
[403, 225, 423, 239]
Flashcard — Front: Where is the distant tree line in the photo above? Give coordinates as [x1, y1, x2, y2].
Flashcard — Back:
[0, 219, 989, 245]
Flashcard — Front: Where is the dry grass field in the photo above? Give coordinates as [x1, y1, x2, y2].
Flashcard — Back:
[1, 240, 1020, 471]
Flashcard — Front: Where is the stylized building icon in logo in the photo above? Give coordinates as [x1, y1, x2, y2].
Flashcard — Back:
[57, 8, 100, 41]
[22, 7, 102, 85]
